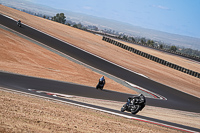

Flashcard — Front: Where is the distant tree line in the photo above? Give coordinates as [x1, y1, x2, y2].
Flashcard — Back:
[180, 48, 200, 57]
[116, 34, 200, 57]
[51, 13, 200, 57]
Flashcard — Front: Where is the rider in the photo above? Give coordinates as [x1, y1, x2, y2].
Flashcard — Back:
[99, 76, 105, 85]
[126, 94, 146, 110]
[96, 76, 106, 89]
[17, 20, 21, 26]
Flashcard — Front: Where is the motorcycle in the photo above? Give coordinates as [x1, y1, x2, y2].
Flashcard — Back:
[121, 95, 146, 114]
[96, 82, 104, 90]
[17, 21, 21, 27]
[96, 76, 105, 90]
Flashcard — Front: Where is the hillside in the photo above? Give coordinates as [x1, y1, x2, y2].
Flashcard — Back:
[0, 5, 200, 132]
[0, 5, 200, 97]
[1, 0, 200, 50]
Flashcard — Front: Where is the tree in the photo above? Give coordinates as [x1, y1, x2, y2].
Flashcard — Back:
[160, 44, 163, 49]
[77, 23, 82, 29]
[147, 39, 154, 46]
[147, 40, 151, 45]
[118, 34, 123, 39]
[73, 24, 78, 28]
[52, 13, 66, 24]
[66, 23, 71, 26]
[140, 38, 146, 45]
[122, 35, 128, 40]
[150, 40, 154, 47]
[130, 37, 135, 43]
[170, 46, 177, 52]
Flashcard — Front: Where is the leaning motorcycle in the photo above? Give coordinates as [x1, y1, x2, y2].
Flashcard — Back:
[121, 96, 146, 114]
[96, 82, 104, 90]
[17, 21, 21, 27]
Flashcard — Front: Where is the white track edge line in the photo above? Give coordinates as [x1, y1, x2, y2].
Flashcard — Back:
[0, 88, 197, 133]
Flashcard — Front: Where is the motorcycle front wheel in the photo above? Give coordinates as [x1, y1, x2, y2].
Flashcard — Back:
[121, 104, 126, 112]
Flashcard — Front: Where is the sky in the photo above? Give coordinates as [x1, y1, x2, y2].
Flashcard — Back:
[28, 0, 200, 38]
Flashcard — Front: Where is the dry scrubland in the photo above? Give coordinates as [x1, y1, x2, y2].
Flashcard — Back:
[0, 5, 200, 132]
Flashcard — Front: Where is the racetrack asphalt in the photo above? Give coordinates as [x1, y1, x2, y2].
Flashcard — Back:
[0, 14, 200, 114]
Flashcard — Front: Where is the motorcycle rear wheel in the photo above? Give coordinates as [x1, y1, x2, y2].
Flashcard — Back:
[131, 105, 140, 114]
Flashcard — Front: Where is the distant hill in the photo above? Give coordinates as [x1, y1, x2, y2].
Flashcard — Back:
[1, 0, 200, 50]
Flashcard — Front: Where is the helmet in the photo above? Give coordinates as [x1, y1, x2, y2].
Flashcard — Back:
[100, 76, 104, 81]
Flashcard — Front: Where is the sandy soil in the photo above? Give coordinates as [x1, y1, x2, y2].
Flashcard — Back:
[0, 89, 183, 133]
[0, 5, 199, 98]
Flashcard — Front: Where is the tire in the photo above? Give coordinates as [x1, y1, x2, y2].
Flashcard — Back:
[121, 107, 126, 112]
[121, 104, 127, 112]
[131, 105, 140, 114]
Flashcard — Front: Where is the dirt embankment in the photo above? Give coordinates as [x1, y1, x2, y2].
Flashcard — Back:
[0, 5, 199, 97]
[0, 89, 182, 133]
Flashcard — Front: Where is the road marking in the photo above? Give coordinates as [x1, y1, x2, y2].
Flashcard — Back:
[1, 88, 197, 133]
[126, 81, 167, 100]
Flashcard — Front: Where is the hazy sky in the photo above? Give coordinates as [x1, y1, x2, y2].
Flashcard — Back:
[30, 0, 200, 38]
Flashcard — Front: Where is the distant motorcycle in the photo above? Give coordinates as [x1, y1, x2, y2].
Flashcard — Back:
[17, 20, 21, 27]
[121, 94, 146, 114]
[96, 82, 104, 90]
[96, 76, 105, 90]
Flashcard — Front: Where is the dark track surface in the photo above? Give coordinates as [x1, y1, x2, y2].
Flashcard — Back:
[0, 14, 200, 114]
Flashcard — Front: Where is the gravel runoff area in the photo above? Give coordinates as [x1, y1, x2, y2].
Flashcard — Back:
[0, 88, 188, 133]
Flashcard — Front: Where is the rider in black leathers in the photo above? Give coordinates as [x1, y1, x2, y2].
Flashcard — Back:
[17, 20, 21, 27]
[96, 76, 106, 89]
[126, 94, 146, 110]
